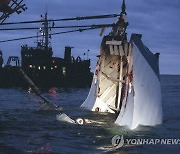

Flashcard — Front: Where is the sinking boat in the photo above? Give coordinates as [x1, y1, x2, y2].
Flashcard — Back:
[81, 0, 163, 130]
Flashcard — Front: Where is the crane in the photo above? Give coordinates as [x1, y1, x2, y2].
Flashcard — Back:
[0, 0, 27, 23]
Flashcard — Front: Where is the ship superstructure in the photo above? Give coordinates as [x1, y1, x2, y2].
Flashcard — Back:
[21, 13, 92, 87]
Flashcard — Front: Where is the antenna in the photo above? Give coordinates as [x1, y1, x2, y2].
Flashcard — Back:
[45, 5, 48, 15]
[121, 0, 127, 15]
[44, 12, 49, 50]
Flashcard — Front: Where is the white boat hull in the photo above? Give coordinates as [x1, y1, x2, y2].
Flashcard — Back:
[81, 34, 163, 130]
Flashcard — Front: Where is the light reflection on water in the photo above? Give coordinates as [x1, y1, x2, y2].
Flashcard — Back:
[0, 75, 179, 153]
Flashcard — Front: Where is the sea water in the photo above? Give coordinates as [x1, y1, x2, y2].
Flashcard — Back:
[0, 75, 179, 153]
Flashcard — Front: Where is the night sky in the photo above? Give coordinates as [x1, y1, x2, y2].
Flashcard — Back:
[0, 0, 180, 74]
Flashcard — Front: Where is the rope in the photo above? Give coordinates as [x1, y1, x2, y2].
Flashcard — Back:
[0, 13, 120, 25]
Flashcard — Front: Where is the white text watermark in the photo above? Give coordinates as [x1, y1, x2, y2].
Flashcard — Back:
[111, 135, 180, 149]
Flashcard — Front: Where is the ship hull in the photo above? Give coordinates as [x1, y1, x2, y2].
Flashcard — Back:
[81, 34, 163, 130]
[115, 34, 162, 129]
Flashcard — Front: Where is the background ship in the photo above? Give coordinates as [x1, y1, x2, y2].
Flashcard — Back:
[0, 13, 92, 88]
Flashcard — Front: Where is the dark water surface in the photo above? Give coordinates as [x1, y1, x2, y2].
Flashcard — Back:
[0, 75, 180, 153]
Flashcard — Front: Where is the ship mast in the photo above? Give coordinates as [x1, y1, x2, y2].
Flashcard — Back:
[119, 0, 128, 38]
[115, 0, 128, 110]
[121, 0, 127, 15]
[44, 12, 49, 50]
[38, 13, 51, 50]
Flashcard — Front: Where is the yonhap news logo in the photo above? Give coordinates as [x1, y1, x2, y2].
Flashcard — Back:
[111, 135, 125, 149]
[111, 135, 180, 149]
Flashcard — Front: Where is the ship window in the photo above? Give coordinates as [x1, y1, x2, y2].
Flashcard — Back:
[29, 65, 33, 68]
[51, 67, 53, 70]
[55, 66, 57, 69]
[63, 67, 66, 75]
[43, 66, 46, 70]
[38, 66, 41, 70]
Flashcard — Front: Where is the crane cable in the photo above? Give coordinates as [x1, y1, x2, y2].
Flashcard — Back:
[0, 13, 120, 25]
[0, 26, 107, 43]
[0, 23, 114, 31]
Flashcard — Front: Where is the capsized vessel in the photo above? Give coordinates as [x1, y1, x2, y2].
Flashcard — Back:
[81, 0, 163, 130]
